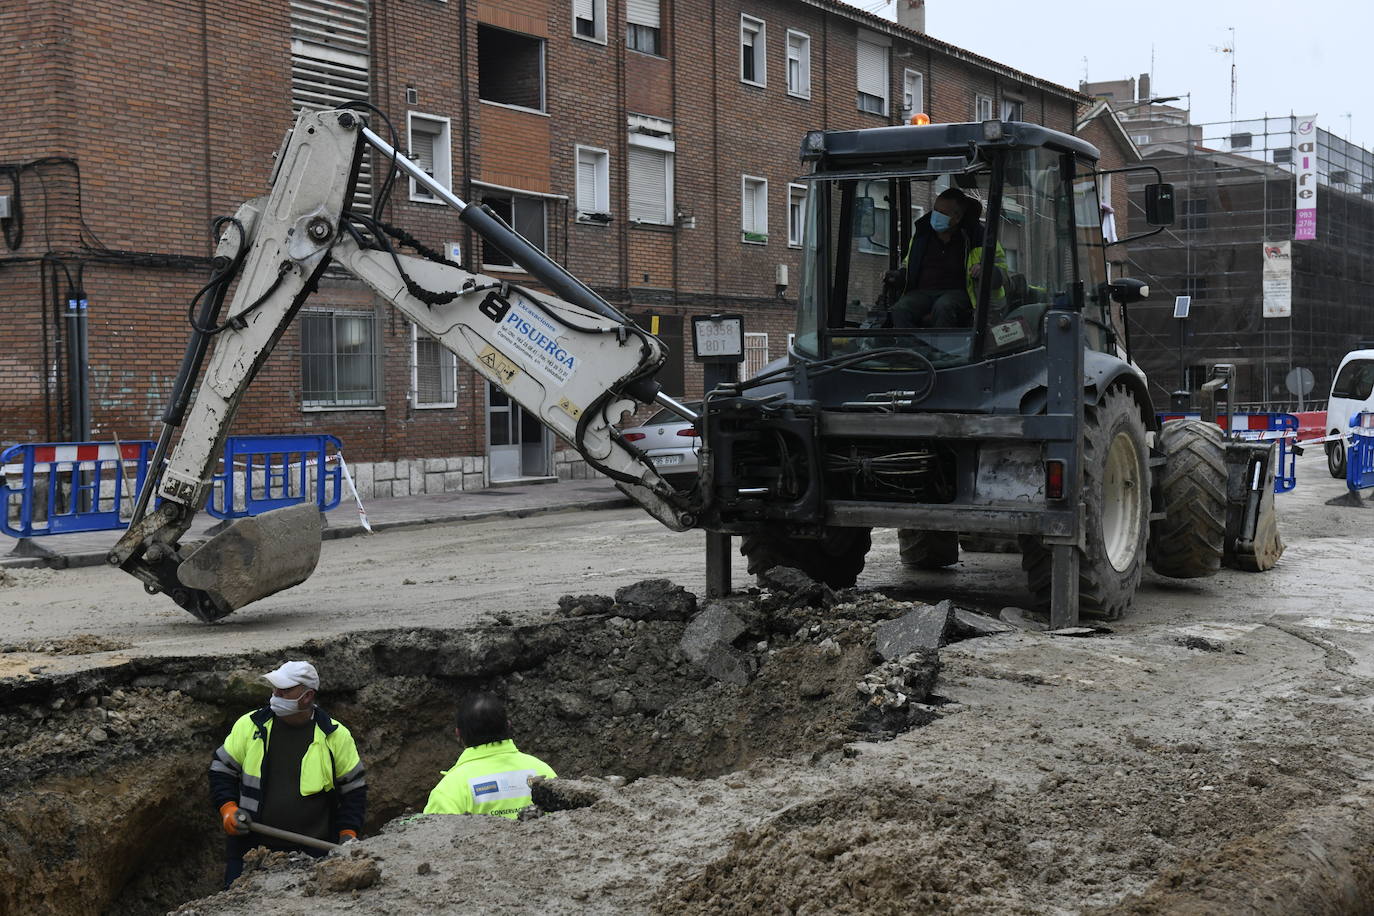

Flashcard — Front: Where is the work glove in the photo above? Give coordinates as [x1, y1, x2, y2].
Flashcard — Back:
[220, 801, 245, 836]
[339, 829, 359, 843]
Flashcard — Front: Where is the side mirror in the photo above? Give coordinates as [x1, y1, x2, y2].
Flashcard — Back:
[1109, 278, 1150, 304]
[853, 198, 877, 238]
[1144, 183, 1175, 226]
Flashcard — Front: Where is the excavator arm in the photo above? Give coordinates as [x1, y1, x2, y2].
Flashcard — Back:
[108, 108, 696, 621]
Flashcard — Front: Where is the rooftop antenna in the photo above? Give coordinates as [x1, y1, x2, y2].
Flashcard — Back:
[1082, 56, 1089, 84]
[1210, 27, 1237, 124]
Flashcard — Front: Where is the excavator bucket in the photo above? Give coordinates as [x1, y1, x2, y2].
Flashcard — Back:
[1222, 440, 1284, 571]
[176, 503, 323, 618]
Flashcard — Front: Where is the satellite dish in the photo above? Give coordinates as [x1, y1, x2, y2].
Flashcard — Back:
[1285, 367, 1314, 396]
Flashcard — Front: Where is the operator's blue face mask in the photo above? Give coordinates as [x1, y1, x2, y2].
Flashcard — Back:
[930, 210, 953, 232]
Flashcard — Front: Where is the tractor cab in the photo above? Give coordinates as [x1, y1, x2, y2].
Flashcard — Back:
[792, 121, 1137, 383]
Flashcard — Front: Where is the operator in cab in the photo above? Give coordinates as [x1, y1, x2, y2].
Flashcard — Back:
[889, 187, 1002, 328]
[424, 693, 556, 818]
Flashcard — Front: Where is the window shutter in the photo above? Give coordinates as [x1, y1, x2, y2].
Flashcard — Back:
[412, 130, 435, 175]
[628, 147, 666, 223]
[573, 0, 594, 20]
[577, 150, 599, 212]
[856, 40, 887, 99]
[627, 0, 660, 28]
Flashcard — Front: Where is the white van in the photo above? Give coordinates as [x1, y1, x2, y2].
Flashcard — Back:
[1326, 349, 1374, 477]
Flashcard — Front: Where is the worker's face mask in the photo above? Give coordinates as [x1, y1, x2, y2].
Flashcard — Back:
[930, 210, 953, 232]
[269, 690, 312, 716]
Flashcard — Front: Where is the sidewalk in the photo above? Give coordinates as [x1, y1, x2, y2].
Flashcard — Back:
[1, 477, 631, 571]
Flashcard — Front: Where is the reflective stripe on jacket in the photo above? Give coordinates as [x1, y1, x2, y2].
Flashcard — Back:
[423, 739, 557, 818]
[208, 706, 366, 832]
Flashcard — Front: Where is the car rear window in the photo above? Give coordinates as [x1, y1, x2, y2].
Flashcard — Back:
[647, 403, 701, 425]
[1332, 360, 1374, 400]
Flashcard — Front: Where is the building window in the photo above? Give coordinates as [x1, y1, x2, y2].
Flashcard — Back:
[301, 308, 381, 407]
[628, 117, 674, 225]
[576, 145, 610, 221]
[744, 332, 770, 377]
[974, 95, 994, 121]
[573, 0, 606, 42]
[627, 0, 661, 55]
[1000, 98, 1024, 120]
[856, 37, 888, 115]
[478, 25, 545, 112]
[412, 325, 457, 408]
[740, 15, 765, 86]
[787, 30, 811, 98]
[902, 69, 924, 118]
[482, 194, 546, 268]
[788, 183, 807, 247]
[407, 113, 451, 203]
[742, 176, 768, 243]
[291, 0, 372, 209]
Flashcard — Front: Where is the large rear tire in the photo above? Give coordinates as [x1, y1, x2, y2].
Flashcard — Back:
[1021, 386, 1150, 621]
[1151, 419, 1227, 579]
[740, 527, 872, 588]
[897, 529, 959, 569]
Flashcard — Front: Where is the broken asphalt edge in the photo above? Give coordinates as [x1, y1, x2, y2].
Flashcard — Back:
[0, 496, 634, 572]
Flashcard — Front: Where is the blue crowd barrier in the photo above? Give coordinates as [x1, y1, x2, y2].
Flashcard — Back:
[1346, 412, 1374, 493]
[206, 434, 343, 520]
[1157, 412, 1298, 493]
[1, 440, 155, 537]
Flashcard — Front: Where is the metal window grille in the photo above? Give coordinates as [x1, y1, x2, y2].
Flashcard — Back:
[744, 332, 770, 377]
[290, 0, 371, 211]
[301, 309, 381, 406]
[414, 329, 456, 406]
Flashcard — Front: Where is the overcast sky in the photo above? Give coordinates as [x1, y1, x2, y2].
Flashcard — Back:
[871, 0, 1373, 149]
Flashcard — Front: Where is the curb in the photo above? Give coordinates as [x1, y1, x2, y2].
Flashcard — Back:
[1, 496, 633, 572]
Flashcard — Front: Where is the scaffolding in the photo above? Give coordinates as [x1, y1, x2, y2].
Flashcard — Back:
[1122, 115, 1374, 412]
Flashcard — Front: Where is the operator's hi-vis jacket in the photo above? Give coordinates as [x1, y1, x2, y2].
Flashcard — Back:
[423, 739, 556, 818]
[208, 706, 367, 834]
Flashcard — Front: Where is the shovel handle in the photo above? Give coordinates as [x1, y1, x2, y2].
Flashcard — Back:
[233, 809, 343, 853]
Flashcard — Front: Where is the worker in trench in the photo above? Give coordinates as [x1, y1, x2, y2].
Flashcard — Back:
[209, 660, 368, 887]
[423, 692, 557, 817]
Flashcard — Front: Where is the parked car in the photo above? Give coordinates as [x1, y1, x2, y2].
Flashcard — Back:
[1326, 349, 1374, 477]
[621, 401, 701, 487]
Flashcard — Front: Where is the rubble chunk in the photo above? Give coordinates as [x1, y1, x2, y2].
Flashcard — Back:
[613, 579, 697, 621]
[873, 601, 954, 660]
[557, 594, 614, 617]
[679, 604, 750, 686]
[950, 608, 1015, 639]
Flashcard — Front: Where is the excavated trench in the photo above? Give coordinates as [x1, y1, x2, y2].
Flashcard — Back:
[0, 579, 983, 915]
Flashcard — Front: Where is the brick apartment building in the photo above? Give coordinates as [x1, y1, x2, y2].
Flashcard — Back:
[1, 0, 1090, 496]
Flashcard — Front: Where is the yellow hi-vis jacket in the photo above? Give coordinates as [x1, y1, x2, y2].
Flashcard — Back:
[423, 739, 557, 818]
[209, 706, 367, 832]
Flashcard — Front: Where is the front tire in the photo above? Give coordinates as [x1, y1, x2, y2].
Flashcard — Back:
[1151, 419, 1227, 578]
[1022, 386, 1149, 621]
[740, 527, 872, 588]
[1328, 436, 1347, 478]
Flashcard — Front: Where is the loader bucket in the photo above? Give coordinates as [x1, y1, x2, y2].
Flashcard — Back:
[176, 503, 324, 617]
[1222, 440, 1284, 571]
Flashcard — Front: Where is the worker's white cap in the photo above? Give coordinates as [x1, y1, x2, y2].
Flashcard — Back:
[262, 660, 319, 691]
